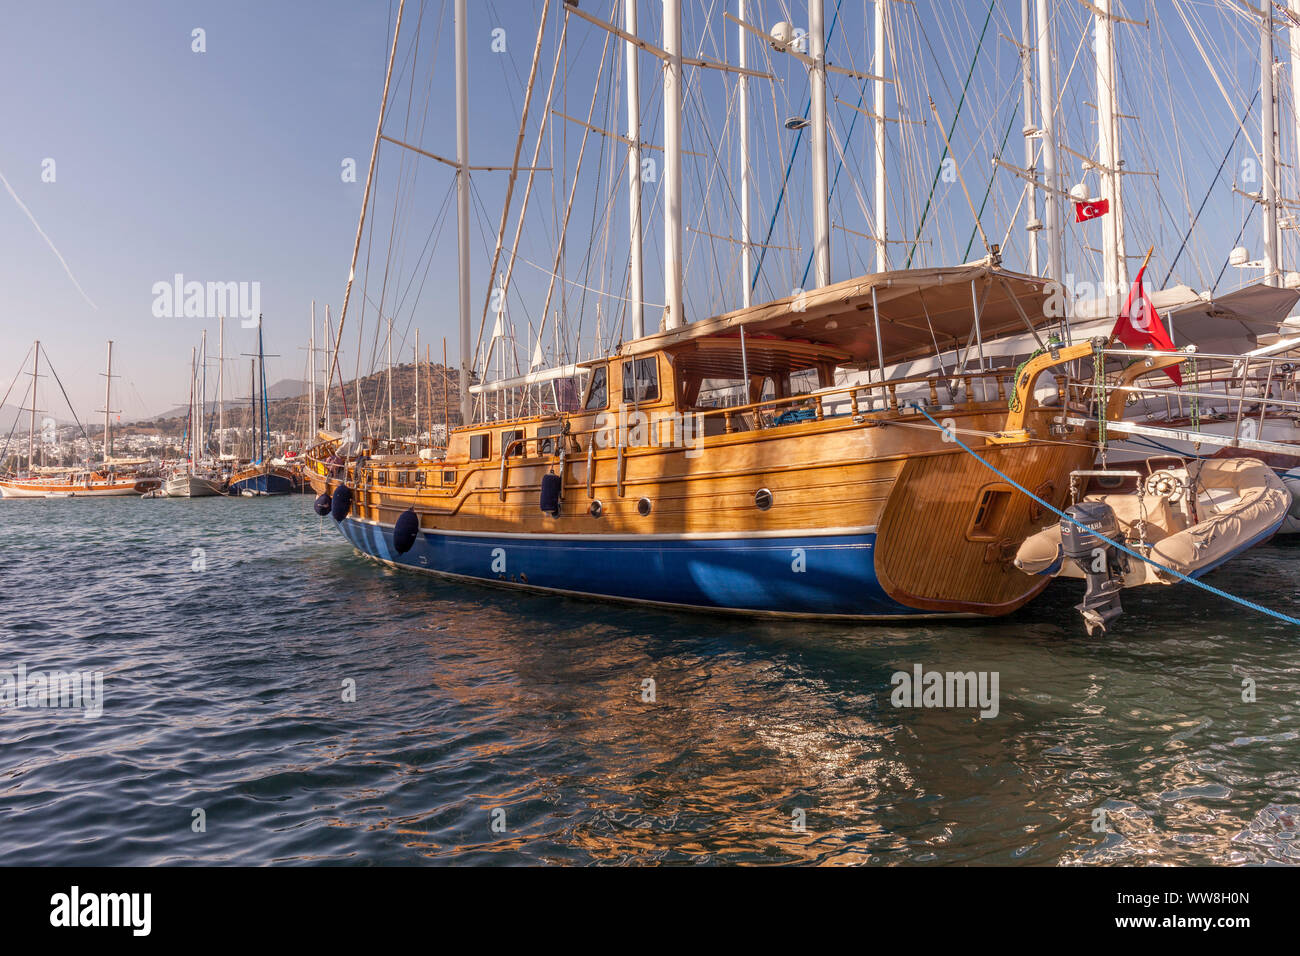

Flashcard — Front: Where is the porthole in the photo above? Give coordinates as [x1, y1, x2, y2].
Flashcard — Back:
[637, 497, 652, 516]
[754, 488, 773, 511]
[589, 499, 603, 519]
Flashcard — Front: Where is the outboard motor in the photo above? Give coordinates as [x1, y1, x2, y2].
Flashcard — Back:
[1060, 500, 1126, 636]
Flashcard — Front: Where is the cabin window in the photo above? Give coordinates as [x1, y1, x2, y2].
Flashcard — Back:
[442, 469, 455, 486]
[537, 423, 563, 456]
[622, 356, 659, 403]
[470, 434, 490, 460]
[585, 365, 608, 410]
[967, 485, 1014, 541]
[501, 429, 525, 458]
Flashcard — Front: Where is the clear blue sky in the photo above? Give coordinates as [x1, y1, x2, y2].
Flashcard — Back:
[0, 0, 415, 420]
[0, 0, 1284, 423]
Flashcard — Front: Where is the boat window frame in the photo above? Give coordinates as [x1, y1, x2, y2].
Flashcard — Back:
[621, 355, 659, 404]
[469, 433, 491, 461]
[584, 363, 609, 411]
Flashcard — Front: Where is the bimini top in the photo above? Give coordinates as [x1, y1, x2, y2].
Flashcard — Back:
[621, 263, 1058, 369]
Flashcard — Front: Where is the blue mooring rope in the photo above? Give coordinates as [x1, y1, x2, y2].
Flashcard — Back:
[909, 404, 1300, 628]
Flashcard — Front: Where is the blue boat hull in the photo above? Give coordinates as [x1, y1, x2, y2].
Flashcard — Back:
[335, 515, 946, 619]
[229, 471, 296, 496]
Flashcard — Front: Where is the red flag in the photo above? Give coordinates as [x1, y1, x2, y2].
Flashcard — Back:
[1110, 264, 1182, 386]
[1074, 198, 1110, 222]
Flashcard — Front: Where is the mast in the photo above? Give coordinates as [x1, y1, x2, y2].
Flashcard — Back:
[738, 0, 752, 307]
[200, 329, 209, 460]
[99, 340, 114, 465]
[809, 0, 831, 287]
[1036, 0, 1062, 288]
[323, 305, 332, 430]
[414, 327, 420, 441]
[1290, 0, 1300, 277]
[189, 346, 198, 463]
[308, 302, 316, 437]
[455, 0, 473, 425]
[27, 342, 38, 474]
[386, 313, 394, 439]
[218, 316, 225, 458]
[873, 0, 888, 272]
[250, 358, 257, 462]
[1095, 0, 1127, 310]
[662, 0, 684, 328]
[259, 322, 270, 462]
[1021, 0, 1039, 275]
[1261, 3, 1281, 286]
[627, 0, 646, 333]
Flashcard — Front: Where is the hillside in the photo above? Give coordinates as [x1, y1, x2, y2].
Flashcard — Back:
[118, 362, 465, 443]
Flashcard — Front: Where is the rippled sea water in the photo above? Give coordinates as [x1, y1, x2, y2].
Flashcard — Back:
[1, 494, 1298, 865]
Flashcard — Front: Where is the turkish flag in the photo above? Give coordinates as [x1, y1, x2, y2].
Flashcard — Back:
[1110, 263, 1181, 386]
[1075, 198, 1110, 222]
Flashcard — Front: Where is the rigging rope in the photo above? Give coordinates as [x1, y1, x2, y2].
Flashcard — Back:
[1162, 91, 1257, 287]
[903, 0, 997, 268]
[749, 0, 845, 294]
[39, 347, 98, 465]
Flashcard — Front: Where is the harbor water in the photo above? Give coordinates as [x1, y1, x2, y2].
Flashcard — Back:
[1, 494, 1298, 865]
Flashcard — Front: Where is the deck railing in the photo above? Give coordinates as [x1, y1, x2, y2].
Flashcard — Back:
[1064, 347, 1300, 454]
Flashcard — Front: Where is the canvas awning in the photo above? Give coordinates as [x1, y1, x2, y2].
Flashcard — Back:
[621, 264, 1057, 370]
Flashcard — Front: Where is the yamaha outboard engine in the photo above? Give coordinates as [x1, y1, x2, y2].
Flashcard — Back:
[1060, 500, 1126, 636]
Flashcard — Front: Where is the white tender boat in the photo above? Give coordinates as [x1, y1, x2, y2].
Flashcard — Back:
[1015, 457, 1289, 633]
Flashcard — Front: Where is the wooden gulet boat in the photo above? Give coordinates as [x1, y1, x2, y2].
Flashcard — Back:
[302, 1, 1162, 621]
[0, 340, 161, 498]
[307, 266, 1133, 620]
[0, 472, 160, 498]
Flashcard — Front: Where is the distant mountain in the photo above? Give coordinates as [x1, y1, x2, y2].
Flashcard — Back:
[129, 379, 311, 424]
[121, 364, 463, 439]
[266, 378, 312, 401]
[0, 405, 74, 429]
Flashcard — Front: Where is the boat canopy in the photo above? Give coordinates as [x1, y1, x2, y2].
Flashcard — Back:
[620, 265, 1056, 370]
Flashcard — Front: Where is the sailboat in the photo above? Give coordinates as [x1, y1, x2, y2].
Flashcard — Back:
[163, 342, 224, 497]
[0, 341, 161, 498]
[298, 0, 1201, 622]
[229, 319, 296, 496]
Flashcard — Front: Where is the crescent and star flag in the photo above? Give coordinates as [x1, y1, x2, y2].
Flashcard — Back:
[1074, 198, 1110, 222]
[1110, 262, 1182, 386]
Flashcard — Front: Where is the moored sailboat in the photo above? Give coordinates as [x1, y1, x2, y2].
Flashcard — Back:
[0, 340, 161, 498]
[228, 319, 296, 496]
[304, 0, 1284, 625]
[163, 342, 225, 498]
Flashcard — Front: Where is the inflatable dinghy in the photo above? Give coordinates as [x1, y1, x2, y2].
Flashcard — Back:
[1016, 457, 1288, 634]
